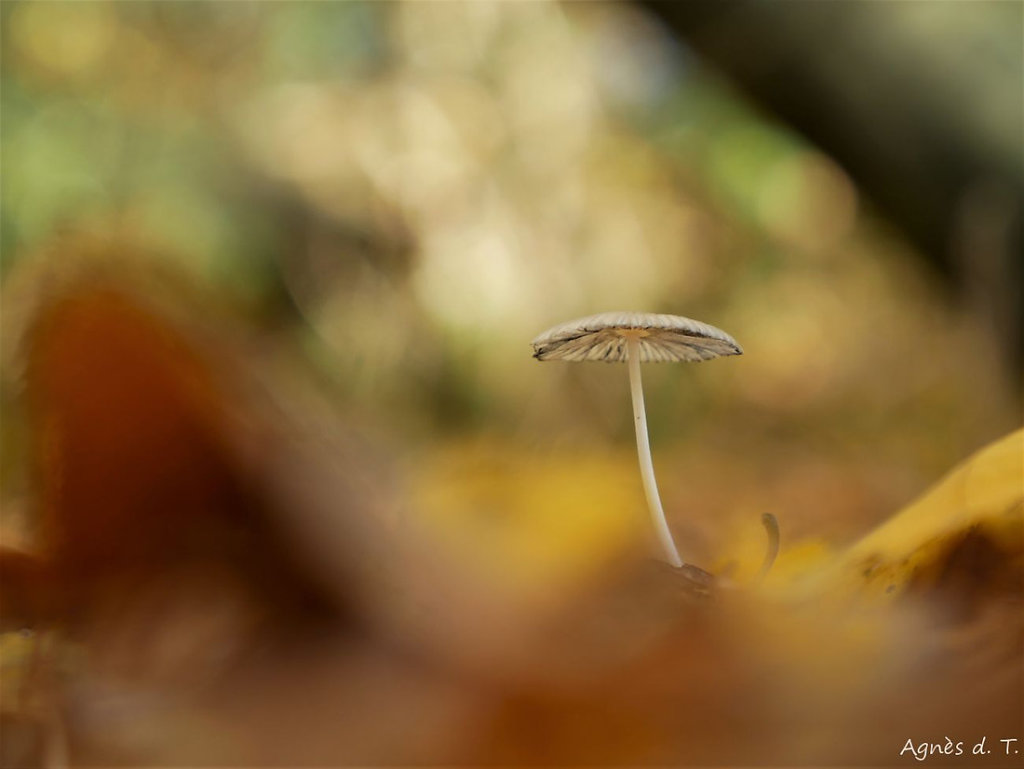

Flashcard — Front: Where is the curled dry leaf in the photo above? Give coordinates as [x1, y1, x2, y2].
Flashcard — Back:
[817, 429, 1023, 605]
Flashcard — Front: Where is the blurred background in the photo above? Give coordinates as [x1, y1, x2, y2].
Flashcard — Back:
[0, 2, 1021, 761]
[2, 0, 1021, 582]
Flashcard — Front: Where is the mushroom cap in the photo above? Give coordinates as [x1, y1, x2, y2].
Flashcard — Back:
[531, 311, 742, 363]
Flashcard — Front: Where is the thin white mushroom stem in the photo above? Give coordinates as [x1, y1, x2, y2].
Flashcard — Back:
[626, 336, 684, 568]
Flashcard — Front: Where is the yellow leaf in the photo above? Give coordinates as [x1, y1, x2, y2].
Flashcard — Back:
[410, 440, 647, 602]
[813, 429, 1023, 601]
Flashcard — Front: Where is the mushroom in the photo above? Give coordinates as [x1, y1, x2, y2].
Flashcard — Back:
[531, 311, 742, 568]
[756, 512, 781, 582]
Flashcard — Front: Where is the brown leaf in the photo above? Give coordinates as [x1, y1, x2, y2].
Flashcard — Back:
[19, 279, 356, 647]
